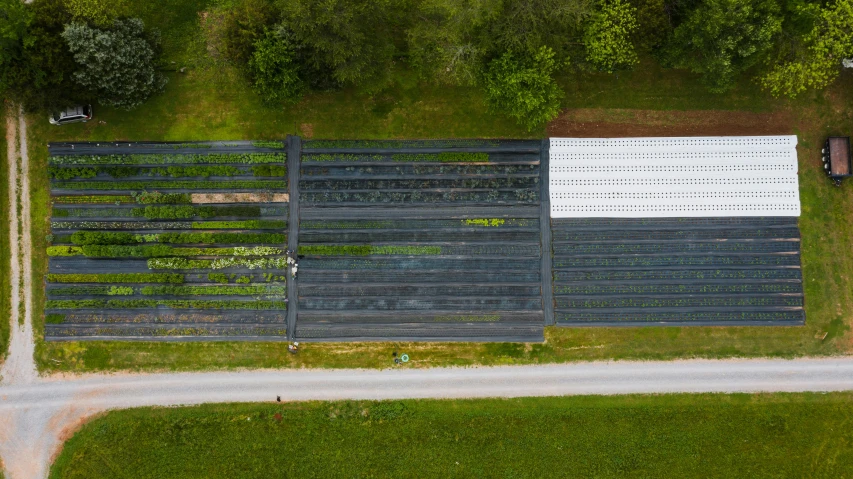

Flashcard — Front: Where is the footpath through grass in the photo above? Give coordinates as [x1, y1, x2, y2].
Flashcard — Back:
[25, 0, 853, 373]
[51, 392, 853, 478]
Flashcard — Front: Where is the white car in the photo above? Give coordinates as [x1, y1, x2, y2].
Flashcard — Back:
[49, 105, 92, 125]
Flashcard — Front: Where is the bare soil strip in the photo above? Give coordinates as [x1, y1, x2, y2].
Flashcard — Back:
[191, 192, 289, 203]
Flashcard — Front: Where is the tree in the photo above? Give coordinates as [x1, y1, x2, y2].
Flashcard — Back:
[406, 0, 500, 85]
[487, 0, 594, 60]
[277, 0, 407, 89]
[62, 18, 166, 109]
[223, 0, 278, 65]
[0, 0, 81, 111]
[482, 46, 562, 130]
[63, 0, 128, 27]
[584, 0, 639, 72]
[662, 0, 782, 92]
[248, 29, 304, 103]
[0, 0, 34, 98]
[761, 0, 853, 97]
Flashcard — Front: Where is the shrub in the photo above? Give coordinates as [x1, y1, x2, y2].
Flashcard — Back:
[133, 191, 192, 204]
[483, 46, 562, 130]
[46, 273, 184, 283]
[149, 165, 241, 178]
[71, 231, 138, 245]
[251, 165, 287, 176]
[159, 232, 285, 244]
[248, 29, 304, 104]
[62, 18, 166, 109]
[45, 314, 66, 324]
[47, 246, 83, 256]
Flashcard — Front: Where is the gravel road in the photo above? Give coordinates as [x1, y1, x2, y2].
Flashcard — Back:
[2, 358, 853, 479]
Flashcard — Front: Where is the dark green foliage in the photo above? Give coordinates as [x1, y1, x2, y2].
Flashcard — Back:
[223, 0, 278, 64]
[134, 192, 193, 204]
[80, 244, 176, 258]
[62, 18, 167, 109]
[251, 165, 287, 176]
[249, 29, 304, 103]
[159, 232, 285, 244]
[140, 285, 285, 295]
[483, 46, 562, 130]
[71, 231, 137, 245]
[661, 0, 782, 92]
[208, 273, 229, 284]
[149, 165, 241, 178]
[47, 273, 184, 283]
[52, 209, 69, 217]
[48, 167, 98, 180]
[134, 205, 262, 220]
[45, 314, 66, 324]
[0, 0, 82, 111]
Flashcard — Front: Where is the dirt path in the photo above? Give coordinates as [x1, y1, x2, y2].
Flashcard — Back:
[547, 108, 795, 137]
[1, 106, 37, 385]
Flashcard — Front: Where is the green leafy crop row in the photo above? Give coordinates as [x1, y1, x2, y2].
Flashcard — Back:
[52, 180, 287, 190]
[192, 220, 286, 229]
[300, 245, 441, 256]
[47, 299, 287, 310]
[47, 273, 184, 283]
[48, 153, 286, 166]
[391, 152, 490, 163]
[140, 285, 286, 296]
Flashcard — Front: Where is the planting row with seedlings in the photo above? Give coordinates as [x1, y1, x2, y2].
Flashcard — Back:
[45, 144, 290, 341]
[295, 140, 545, 342]
[551, 217, 805, 327]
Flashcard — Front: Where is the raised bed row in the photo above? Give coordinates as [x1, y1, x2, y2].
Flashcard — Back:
[551, 216, 805, 326]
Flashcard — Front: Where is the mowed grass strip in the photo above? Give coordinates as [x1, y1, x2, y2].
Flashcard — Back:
[50, 392, 853, 478]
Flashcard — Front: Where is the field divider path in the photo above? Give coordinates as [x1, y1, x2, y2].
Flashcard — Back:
[1, 105, 37, 385]
[286, 135, 301, 340]
[539, 139, 554, 325]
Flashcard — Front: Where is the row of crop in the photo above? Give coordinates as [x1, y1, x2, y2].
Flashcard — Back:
[51, 180, 287, 190]
[301, 165, 535, 176]
[299, 178, 537, 190]
[47, 273, 184, 283]
[555, 241, 798, 255]
[46, 299, 287, 309]
[147, 257, 288, 270]
[551, 228, 802, 243]
[44, 326, 289, 337]
[48, 153, 286, 166]
[556, 296, 803, 308]
[553, 255, 800, 268]
[302, 152, 490, 163]
[51, 220, 287, 230]
[300, 245, 441, 256]
[304, 139, 500, 149]
[301, 218, 536, 229]
[554, 283, 803, 295]
[49, 284, 286, 296]
[302, 190, 539, 204]
[53, 205, 282, 219]
[555, 311, 805, 323]
[48, 311, 286, 324]
[47, 245, 282, 258]
[554, 269, 803, 282]
[49, 165, 287, 180]
[67, 231, 286, 245]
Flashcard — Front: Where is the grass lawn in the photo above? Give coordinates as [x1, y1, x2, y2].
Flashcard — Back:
[50, 392, 853, 478]
[0, 106, 10, 365]
[26, 0, 853, 372]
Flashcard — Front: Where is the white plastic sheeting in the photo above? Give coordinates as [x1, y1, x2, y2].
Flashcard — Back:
[549, 136, 800, 218]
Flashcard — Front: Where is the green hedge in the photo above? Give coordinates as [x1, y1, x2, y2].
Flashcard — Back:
[48, 153, 286, 165]
[133, 205, 262, 220]
[133, 192, 192, 204]
[46, 299, 287, 310]
[47, 246, 83, 256]
[51, 180, 287, 190]
[71, 231, 138, 245]
[191, 220, 286, 229]
[140, 285, 286, 296]
[46, 273, 184, 283]
[301, 245, 442, 256]
[251, 165, 287, 177]
[49, 285, 134, 295]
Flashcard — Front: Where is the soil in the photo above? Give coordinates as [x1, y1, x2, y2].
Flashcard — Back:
[191, 193, 290, 204]
[547, 108, 795, 138]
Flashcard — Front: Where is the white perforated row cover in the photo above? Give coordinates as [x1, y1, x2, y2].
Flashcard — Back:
[549, 136, 800, 218]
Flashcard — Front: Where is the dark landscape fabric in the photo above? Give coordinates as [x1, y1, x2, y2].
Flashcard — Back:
[551, 217, 805, 326]
[295, 139, 545, 342]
